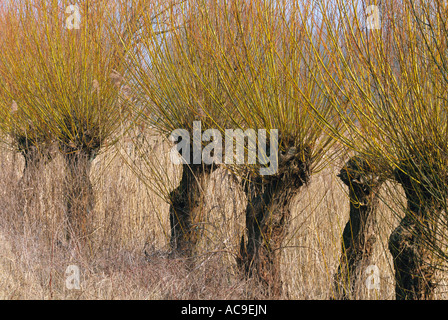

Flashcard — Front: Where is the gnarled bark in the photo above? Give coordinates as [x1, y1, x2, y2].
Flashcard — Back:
[62, 148, 97, 250]
[16, 136, 55, 214]
[237, 146, 311, 297]
[169, 163, 216, 258]
[333, 156, 383, 299]
[389, 166, 438, 300]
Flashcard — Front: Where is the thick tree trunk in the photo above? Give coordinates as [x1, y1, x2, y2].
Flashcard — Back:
[333, 156, 383, 299]
[169, 163, 215, 258]
[389, 167, 438, 300]
[17, 139, 54, 214]
[62, 151, 96, 248]
[238, 147, 311, 297]
[18, 146, 42, 200]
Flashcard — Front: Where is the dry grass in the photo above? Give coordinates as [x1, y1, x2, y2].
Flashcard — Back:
[0, 131, 447, 300]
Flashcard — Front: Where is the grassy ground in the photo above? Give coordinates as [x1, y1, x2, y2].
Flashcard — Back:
[0, 131, 446, 300]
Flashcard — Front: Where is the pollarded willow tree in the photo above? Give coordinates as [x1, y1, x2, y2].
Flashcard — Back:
[395, 0, 448, 300]
[121, 2, 340, 287]
[0, 5, 55, 201]
[297, 1, 389, 299]
[0, 0, 133, 250]
[175, 0, 342, 296]
[119, 0, 244, 259]
[305, 0, 448, 299]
